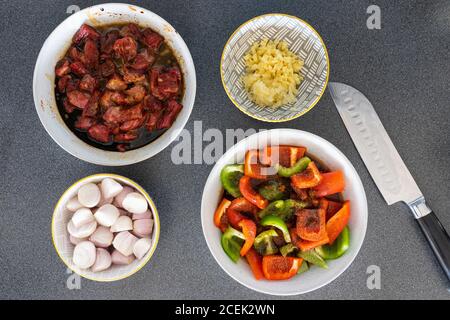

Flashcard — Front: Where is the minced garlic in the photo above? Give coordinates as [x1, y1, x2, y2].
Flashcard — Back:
[242, 39, 304, 108]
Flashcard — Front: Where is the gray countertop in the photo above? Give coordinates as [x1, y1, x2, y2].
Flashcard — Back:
[1, 0, 449, 300]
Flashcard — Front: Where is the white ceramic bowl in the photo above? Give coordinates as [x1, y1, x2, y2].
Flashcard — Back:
[221, 14, 329, 122]
[33, 3, 196, 166]
[52, 173, 160, 282]
[201, 129, 367, 295]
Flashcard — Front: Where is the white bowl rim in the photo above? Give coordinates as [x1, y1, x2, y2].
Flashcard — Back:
[33, 3, 196, 166]
[201, 128, 368, 296]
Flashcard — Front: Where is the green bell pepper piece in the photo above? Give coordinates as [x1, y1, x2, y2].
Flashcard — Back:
[221, 226, 245, 262]
[258, 180, 289, 201]
[280, 243, 298, 257]
[298, 250, 328, 269]
[297, 261, 309, 274]
[282, 199, 309, 220]
[260, 215, 291, 243]
[220, 164, 244, 198]
[315, 227, 350, 260]
[254, 230, 279, 256]
[258, 199, 309, 221]
[276, 157, 311, 177]
[257, 200, 286, 219]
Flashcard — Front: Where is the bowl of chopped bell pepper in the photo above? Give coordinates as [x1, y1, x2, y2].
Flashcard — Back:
[201, 129, 368, 295]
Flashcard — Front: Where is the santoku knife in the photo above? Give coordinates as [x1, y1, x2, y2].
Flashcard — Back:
[329, 82, 450, 281]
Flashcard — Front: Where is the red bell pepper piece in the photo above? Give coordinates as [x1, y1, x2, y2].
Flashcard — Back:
[244, 150, 272, 180]
[226, 197, 258, 229]
[245, 248, 265, 280]
[239, 176, 269, 209]
[326, 200, 343, 221]
[319, 198, 329, 211]
[238, 219, 257, 256]
[312, 171, 345, 197]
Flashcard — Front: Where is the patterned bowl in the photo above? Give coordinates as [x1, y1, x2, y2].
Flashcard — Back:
[221, 14, 329, 122]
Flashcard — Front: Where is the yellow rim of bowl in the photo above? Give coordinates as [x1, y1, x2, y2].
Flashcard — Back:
[51, 173, 161, 282]
[220, 13, 330, 123]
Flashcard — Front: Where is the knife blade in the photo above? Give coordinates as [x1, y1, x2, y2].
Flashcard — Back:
[329, 82, 450, 281]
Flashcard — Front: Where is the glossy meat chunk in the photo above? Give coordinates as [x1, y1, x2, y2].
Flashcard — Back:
[120, 23, 142, 40]
[142, 28, 163, 51]
[57, 75, 71, 93]
[100, 30, 120, 54]
[79, 74, 97, 93]
[67, 90, 90, 109]
[158, 100, 183, 129]
[129, 50, 155, 71]
[69, 61, 88, 76]
[150, 67, 181, 100]
[99, 90, 115, 109]
[106, 74, 127, 91]
[74, 116, 96, 130]
[83, 39, 99, 69]
[100, 59, 115, 78]
[88, 124, 111, 143]
[82, 91, 101, 117]
[144, 95, 163, 112]
[103, 103, 144, 124]
[111, 85, 146, 105]
[72, 24, 100, 44]
[55, 59, 71, 77]
[114, 131, 139, 143]
[63, 99, 76, 114]
[113, 36, 137, 62]
[123, 69, 146, 84]
[120, 117, 146, 132]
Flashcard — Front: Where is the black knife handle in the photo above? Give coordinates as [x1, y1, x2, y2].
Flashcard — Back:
[416, 211, 450, 281]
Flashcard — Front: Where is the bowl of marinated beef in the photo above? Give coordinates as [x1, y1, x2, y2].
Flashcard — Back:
[33, 3, 196, 165]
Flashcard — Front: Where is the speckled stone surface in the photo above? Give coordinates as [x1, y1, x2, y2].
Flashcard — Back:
[0, 0, 449, 300]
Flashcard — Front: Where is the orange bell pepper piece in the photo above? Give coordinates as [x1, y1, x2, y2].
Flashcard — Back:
[326, 200, 350, 244]
[291, 162, 322, 189]
[262, 256, 301, 280]
[290, 227, 329, 251]
[214, 198, 231, 232]
[298, 237, 330, 252]
[296, 208, 328, 242]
